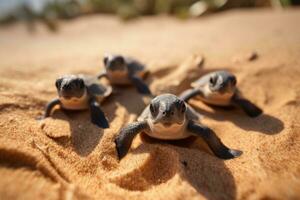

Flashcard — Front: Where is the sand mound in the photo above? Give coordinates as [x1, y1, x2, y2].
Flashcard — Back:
[0, 9, 300, 200]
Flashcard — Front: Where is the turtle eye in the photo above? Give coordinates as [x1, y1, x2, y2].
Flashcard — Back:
[150, 103, 156, 115]
[80, 81, 85, 89]
[232, 77, 237, 86]
[77, 79, 85, 89]
[177, 100, 186, 113]
[150, 103, 155, 114]
[55, 78, 63, 89]
[103, 56, 108, 66]
[181, 103, 186, 113]
[209, 76, 217, 85]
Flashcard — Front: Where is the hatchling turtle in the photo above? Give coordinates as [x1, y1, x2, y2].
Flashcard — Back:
[115, 93, 242, 160]
[44, 74, 112, 128]
[97, 54, 152, 95]
[179, 70, 262, 117]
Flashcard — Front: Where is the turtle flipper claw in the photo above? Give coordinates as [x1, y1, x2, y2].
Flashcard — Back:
[229, 149, 243, 158]
[187, 120, 242, 160]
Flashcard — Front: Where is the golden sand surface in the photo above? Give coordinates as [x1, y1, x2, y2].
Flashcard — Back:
[0, 9, 300, 200]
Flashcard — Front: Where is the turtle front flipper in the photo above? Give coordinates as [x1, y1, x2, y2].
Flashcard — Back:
[231, 96, 262, 117]
[89, 98, 109, 128]
[187, 120, 242, 159]
[129, 75, 152, 95]
[44, 98, 61, 118]
[179, 88, 202, 102]
[115, 121, 149, 160]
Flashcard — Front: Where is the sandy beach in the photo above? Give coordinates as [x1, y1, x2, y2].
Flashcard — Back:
[0, 9, 300, 200]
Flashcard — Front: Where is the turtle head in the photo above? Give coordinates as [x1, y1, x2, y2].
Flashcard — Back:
[103, 54, 126, 72]
[149, 94, 186, 127]
[208, 71, 237, 94]
[55, 75, 86, 99]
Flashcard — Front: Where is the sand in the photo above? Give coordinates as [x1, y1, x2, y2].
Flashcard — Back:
[0, 9, 300, 200]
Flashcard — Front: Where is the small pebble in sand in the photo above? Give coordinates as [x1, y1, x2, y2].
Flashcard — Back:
[39, 120, 46, 129]
[182, 161, 188, 167]
[232, 51, 258, 63]
[8, 117, 15, 123]
[196, 55, 205, 68]
[247, 51, 258, 61]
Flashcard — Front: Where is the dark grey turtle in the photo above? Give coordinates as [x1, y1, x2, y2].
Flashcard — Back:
[44, 74, 112, 128]
[179, 70, 262, 117]
[97, 54, 151, 95]
[115, 93, 242, 160]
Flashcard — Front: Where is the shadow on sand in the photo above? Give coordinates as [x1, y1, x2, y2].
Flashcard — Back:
[112, 86, 149, 115]
[44, 107, 113, 157]
[192, 104, 284, 135]
[112, 134, 237, 199]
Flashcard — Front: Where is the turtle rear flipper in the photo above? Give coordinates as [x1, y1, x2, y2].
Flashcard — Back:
[187, 120, 242, 159]
[231, 96, 262, 117]
[129, 75, 152, 95]
[89, 98, 109, 129]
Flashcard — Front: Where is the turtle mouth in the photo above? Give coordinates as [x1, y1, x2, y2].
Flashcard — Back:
[163, 122, 172, 127]
[62, 95, 72, 99]
[110, 68, 124, 71]
[211, 83, 234, 94]
[60, 93, 78, 100]
[211, 83, 225, 91]
[153, 118, 184, 127]
[59, 90, 84, 99]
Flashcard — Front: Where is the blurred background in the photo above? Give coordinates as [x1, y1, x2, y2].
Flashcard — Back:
[0, 0, 299, 32]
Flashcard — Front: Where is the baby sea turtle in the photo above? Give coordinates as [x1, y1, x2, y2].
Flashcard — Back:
[97, 54, 152, 95]
[179, 70, 262, 117]
[44, 74, 112, 128]
[115, 94, 242, 160]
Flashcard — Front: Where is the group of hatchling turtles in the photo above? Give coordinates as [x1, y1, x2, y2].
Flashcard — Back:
[44, 54, 262, 160]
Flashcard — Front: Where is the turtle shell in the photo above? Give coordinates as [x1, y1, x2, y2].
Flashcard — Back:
[80, 75, 112, 103]
[190, 71, 237, 106]
[106, 57, 149, 85]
